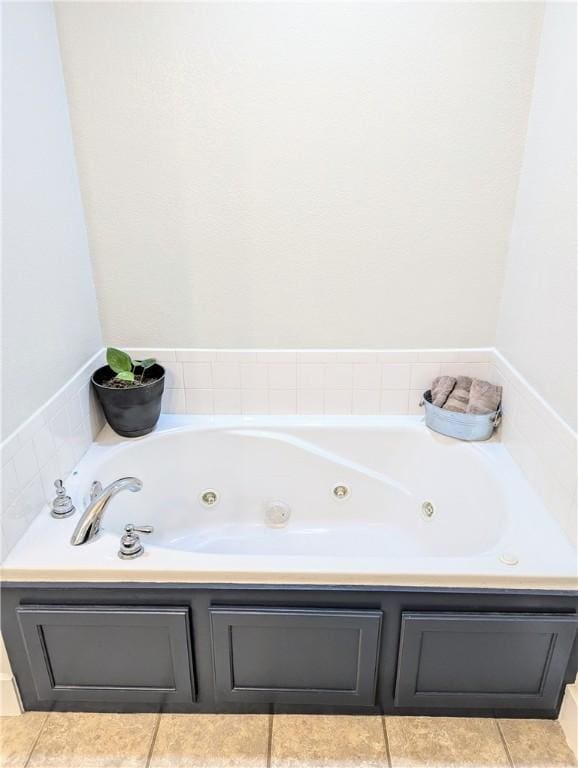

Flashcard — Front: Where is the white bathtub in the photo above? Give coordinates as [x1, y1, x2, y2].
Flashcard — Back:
[2, 415, 576, 589]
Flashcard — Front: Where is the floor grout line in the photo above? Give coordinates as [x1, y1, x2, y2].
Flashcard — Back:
[266, 711, 274, 768]
[494, 718, 515, 768]
[23, 710, 51, 768]
[381, 714, 392, 768]
[144, 711, 162, 768]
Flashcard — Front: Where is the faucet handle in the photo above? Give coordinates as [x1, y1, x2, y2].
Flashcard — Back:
[124, 524, 153, 535]
[51, 479, 76, 519]
[118, 523, 154, 560]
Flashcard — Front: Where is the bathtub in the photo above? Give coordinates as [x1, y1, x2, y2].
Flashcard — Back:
[2, 414, 576, 588]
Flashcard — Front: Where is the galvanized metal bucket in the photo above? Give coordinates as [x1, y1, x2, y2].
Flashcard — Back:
[420, 390, 502, 442]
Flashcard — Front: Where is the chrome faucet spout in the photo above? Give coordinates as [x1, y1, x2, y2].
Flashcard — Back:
[70, 477, 143, 546]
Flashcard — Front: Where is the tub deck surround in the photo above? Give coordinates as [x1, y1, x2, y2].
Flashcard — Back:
[1, 346, 575, 572]
[1, 414, 576, 589]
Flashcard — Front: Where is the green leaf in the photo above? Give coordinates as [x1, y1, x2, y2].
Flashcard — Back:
[139, 358, 156, 369]
[107, 347, 132, 374]
[115, 371, 135, 382]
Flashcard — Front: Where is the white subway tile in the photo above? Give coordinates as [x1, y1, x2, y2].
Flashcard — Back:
[297, 364, 325, 389]
[48, 408, 70, 451]
[240, 364, 268, 389]
[212, 362, 241, 389]
[269, 390, 297, 415]
[160, 361, 184, 388]
[0, 433, 21, 466]
[410, 363, 441, 391]
[353, 364, 382, 390]
[162, 389, 186, 415]
[296, 390, 324, 415]
[56, 441, 76, 479]
[39, 457, 61, 503]
[324, 389, 352, 414]
[43, 388, 70, 423]
[70, 422, 91, 466]
[268, 364, 297, 389]
[32, 426, 56, 469]
[1, 461, 19, 509]
[407, 391, 425, 415]
[241, 389, 269, 414]
[381, 390, 409, 415]
[352, 390, 381, 415]
[185, 389, 214, 414]
[381, 364, 411, 390]
[67, 392, 84, 432]
[183, 362, 212, 389]
[213, 390, 242, 414]
[13, 441, 39, 488]
[15, 411, 45, 446]
[324, 364, 353, 390]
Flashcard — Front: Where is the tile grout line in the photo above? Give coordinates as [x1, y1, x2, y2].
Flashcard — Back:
[144, 711, 162, 768]
[23, 710, 51, 768]
[266, 711, 274, 768]
[494, 718, 515, 768]
[381, 714, 392, 768]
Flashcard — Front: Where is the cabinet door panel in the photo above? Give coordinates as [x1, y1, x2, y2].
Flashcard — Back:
[17, 605, 195, 704]
[211, 606, 382, 705]
[395, 612, 577, 710]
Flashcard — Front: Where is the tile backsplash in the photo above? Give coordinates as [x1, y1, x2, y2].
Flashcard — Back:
[126, 347, 493, 418]
[490, 351, 577, 547]
[1, 349, 106, 560]
[1, 346, 575, 561]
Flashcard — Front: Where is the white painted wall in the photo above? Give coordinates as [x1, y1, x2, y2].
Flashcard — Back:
[55, 1, 543, 350]
[496, 2, 577, 430]
[1, 2, 102, 439]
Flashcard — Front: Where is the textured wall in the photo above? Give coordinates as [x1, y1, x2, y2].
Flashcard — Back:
[55, 1, 543, 349]
[2, 2, 102, 438]
[496, 2, 577, 429]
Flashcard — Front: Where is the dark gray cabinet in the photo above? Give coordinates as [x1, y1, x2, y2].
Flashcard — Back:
[394, 612, 578, 710]
[17, 605, 195, 704]
[210, 606, 382, 705]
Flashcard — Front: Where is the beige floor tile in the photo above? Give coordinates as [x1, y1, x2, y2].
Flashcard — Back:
[149, 713, 269, 768]
[0, 712, 48, 768]
[270, 714, 388, 768]
[26, 712, 157, 768]
[386, 716, 509, 768]
[499, 718, 577, 767]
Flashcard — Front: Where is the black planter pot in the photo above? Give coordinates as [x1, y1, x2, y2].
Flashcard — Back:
[92, 364, 165, 438]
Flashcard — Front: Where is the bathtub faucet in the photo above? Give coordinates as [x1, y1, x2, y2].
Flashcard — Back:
[70, 477, 143, 546]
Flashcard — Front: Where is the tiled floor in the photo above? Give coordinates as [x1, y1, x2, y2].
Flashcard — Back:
[0, 712, 576, 768]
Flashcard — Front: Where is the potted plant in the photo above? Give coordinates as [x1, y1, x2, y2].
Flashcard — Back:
[92, 348, 165, 437]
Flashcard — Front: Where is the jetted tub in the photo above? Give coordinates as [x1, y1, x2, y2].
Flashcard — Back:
[2, 415, 576, 588]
